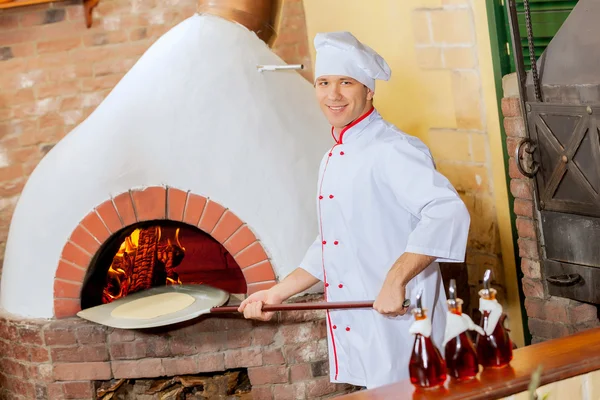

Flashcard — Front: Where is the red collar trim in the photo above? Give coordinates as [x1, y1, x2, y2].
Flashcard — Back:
[331, 106, 375, 144]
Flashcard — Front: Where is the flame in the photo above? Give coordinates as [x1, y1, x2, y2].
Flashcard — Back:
[102, 226, 185, 304]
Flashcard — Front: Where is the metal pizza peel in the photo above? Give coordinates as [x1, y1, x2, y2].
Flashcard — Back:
[76, 283, 409, 329]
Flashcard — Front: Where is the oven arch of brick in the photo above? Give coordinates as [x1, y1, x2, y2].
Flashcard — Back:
[53, 186, 277, 319]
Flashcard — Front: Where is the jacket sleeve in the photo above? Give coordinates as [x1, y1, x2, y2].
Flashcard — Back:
[377, 137, 471, 263]
[298, 235, 324, 280]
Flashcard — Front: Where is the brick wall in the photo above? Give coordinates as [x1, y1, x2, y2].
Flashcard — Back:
[501, 73, 600, 343]
[0, 296, 355, 400]
[0, 0, 312, 281]
[410, 1, 506, 314]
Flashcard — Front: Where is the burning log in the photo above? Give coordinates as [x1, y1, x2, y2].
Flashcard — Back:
[102, 226, 185, 304]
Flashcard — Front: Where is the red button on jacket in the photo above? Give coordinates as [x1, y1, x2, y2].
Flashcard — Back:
[338, 284, 343, 288]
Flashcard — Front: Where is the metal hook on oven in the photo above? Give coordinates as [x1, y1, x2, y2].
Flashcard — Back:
[515, 138, 540, 179]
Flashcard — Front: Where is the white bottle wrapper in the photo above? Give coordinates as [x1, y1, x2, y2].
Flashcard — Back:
[442, 312, 485, 348]
[479, 298, 504, 336]
[409, 318, 432, 338]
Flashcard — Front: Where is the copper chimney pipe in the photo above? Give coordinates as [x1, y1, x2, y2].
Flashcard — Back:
[197, 0, 281, 45]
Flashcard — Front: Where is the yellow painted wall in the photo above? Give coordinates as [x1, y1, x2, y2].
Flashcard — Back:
[302, 0, 524, 347]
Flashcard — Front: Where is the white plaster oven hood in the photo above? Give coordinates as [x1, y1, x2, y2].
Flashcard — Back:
[0, 14, 330, 318]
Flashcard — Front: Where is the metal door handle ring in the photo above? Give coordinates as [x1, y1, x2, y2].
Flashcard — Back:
[546, 274, 582, 287]
[516, 138, 540, 178]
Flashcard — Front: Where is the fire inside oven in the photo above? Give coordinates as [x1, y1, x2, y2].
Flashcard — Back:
[80, 221, 247, 309]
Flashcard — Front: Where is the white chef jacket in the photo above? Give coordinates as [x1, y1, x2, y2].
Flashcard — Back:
[299, 107, 470, 389]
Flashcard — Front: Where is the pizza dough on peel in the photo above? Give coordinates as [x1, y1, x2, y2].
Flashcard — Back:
[111, 292, 196, 320]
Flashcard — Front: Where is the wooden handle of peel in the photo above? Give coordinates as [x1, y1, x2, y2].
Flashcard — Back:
[210, 299, 410, 313]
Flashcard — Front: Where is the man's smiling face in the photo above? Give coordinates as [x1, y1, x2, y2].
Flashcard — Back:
[315, 75, 374, 129]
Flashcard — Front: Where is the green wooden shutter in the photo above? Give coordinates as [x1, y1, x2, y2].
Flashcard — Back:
[503, 0, 578, 72]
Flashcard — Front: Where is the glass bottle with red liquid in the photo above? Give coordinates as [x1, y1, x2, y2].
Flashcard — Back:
[475, 269, 513, 368]
[408, 289, 447, 389]
[443, 279, 480, 381]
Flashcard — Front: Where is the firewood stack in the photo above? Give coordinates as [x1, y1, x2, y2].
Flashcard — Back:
[102, 227, 184, 304]
[96, 371, 252, 399]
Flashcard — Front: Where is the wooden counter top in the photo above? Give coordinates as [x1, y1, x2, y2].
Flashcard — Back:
[339, 327, 600, 400]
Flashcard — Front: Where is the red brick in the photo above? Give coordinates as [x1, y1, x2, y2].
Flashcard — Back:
[524, 297, 544, 319]
[196, 353, 225, 372]
[95, 200, 123, 233]
[252, 326, 278, 346]
[0, 14, 19, 30]
[516, 217, 536, 239]
[506, 136, 520, 157]
[10, 378, 35, 398]
[162, 356, 198, 376]
[131, 186, 167, 221]
[108, 328, 135, 343]
[198, 200, 226, 233]
[281, 322, 322, 344]
[522, 278, 544, 299]
[569, 303, 598, 324]
[211, 210, 244, 243]
[306, 377, 339, 397]
[224, 348, 262, 369]
[166, 187, 187, 221]
[51, 344, 108, 362]
[182, 193, 207, 226]
[63, 381, 94, 399]
[501, 97, 522, 117]
[12, 344, 30, 361]
[251, 386, 273, 400]
[272, 383, 307, 400]
[525, 298, 569, 323]
[247, 281, 277, 295]
[509, 157, 527, 179]
[503, 116, 526, 138]
[528, 318, 570, 339]
[521, 258, 541, 279]
[20, 9, 66, 27]
[113, 192, 137, 226]
[0, 339, 13, 358]
[54, 279, 82, 299]
[80, 210, 111, 243]
[112, 359, 165, 379]
[110, 341, 147, 360]
[248, 365, 289, 385]
[243, 261, 276, 284]
[284, 341, 326, 364]
[145, 336, 171, 357]
[514, 198, 534, 218]
[30, 347, 50, 363]
[226, 329, 252, 349]
[18, 325, 43, 345]
[37, 364, 54, 383]
[53, 361, 112, 381]
[47, 383, 65, 400]
[44, 329, 77, 346]
[290, 363, 312, 382]
[263, 348, 285, 365]
[223, 225, 257, 256]
[510, 179, 533, 200]
[279, 309, 325, 324]
[37, 80, 80, 99]
[37, 37, 81, 54]
[2, 359, 28, 377]
[518, 238, 539, 260]
[235, 242, 269, 268]
[75, 325, 106, 344]
[83, 31, 128, 47]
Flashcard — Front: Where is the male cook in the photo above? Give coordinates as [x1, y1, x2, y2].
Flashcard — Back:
[238, 32, 470, 389]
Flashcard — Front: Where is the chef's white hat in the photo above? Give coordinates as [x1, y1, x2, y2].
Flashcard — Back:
[314, 31, 391, 92]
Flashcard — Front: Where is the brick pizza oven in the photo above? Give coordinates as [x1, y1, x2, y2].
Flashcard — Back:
[0, 1, 357, 398]
[502, 0, 600, 344]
